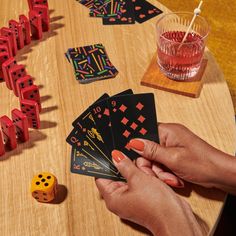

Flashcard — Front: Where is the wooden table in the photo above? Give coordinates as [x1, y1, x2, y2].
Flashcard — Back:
[0, 0, 235, 235]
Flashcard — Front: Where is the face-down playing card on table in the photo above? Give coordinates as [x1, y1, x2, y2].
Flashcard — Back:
[65, 44, 118, 83]
[102, 0, 135, 25]
[108, 93, 159, 159]
[71, 148, 124, 180]
[132, 0, 163, 23]
[89, 0, 124, 18]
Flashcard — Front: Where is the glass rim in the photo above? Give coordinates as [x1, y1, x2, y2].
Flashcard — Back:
[156, 11, 210, 44]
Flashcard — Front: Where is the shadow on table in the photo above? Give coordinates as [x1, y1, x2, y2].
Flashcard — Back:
[0, 130, 47, 161]
[174, 182, 225, 201]
[120, 219, 152, 235]
[202, 51, 226, 85]
[121, 213, 209, 236]
[16, 9, 64, 62]
[50, 184, 68, 204]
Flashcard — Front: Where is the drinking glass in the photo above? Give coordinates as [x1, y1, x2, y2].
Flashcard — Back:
[156, 12, 209, 80]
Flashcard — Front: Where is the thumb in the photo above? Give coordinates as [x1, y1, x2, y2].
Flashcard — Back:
[111, 150, 141, 183]
[128, 139, 181, 168]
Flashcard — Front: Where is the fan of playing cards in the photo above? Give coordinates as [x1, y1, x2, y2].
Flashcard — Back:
[66, 89, 159, 181]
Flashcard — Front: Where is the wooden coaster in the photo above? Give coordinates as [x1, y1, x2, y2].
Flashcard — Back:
[141, 53, 208, 98]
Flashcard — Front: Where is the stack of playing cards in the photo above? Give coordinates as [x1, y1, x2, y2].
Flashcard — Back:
[77, 0, 163, 25]
[66, 89, 159, 181]
[65, 44, 118, 84]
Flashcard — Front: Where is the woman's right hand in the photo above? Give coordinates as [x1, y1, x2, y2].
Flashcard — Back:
[129, 123, 236, 194]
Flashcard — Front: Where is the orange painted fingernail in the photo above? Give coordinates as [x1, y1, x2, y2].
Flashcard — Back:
[164, 179, 177, 186]
[111, 150, 125, 163]
[129, 139, 145, 151]
[164, 179, 184, 188]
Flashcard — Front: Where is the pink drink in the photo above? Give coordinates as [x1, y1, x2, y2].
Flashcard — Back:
[157, 31, 205, 80]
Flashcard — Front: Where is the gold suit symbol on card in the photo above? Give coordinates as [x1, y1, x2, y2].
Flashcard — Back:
[91, 128, 103, 143]
[84, 141, 94, 150]
[88, 113, 95, 123]
[76, 151, 85, 157]
[87, 129, 95, 138]
[83, 162, 101, 170]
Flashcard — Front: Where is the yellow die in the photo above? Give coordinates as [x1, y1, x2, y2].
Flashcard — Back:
[31, 172, 58, 203]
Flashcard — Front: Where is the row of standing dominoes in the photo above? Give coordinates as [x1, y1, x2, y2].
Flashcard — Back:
[0, 0, 49, 156]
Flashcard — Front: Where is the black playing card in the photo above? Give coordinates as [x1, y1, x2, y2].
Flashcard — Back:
[89, 0, 124, 18]
[72, 93, 112, 161]
[72, 93, 108, 128]
[108, 93, 159, 159]
[133, 0, 162, 23]
[66, 127, 119, 175]
[71, 148, 124, 180]
[91, 89, 133, 154]
[103, 0, 135, 25]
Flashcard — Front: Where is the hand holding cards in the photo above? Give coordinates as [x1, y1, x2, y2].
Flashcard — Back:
[66, 89, 159, 181]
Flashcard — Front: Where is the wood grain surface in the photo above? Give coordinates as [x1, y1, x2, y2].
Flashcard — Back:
[0, 1, 235, 236]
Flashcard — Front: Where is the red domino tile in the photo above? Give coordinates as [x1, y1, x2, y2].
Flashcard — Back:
[2, 57, 17, 90]
[16, 75, 34, 98]
[33, 0, 48, 7]
[0, 115, 17, 150]
[19, 15, 31, 45]
[20, 99, 40, 129]
[9, 20, 24, 50]
[28, 0, 49, 9]
[27, 0, 34, 9]
[11, 109, 29, 142]
[33, 4, 50, 32]
[9, 65, 27, 96]
[0, 45, 10, 55]
[29, 10, 43, 40]
[0, 130, 5, 156]
[20, 85, 42, 112]
[0, 52, 10, 83]
[0, 27, 18, 56]
[0, 36, 12, 57]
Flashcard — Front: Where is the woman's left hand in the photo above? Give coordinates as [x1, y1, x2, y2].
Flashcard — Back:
[95, 150, 202, 236]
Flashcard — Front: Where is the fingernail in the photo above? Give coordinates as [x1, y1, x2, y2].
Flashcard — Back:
[111, 150, 125, 163]
[129, 139, 145, 151]
[164, 179, 184, 188]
